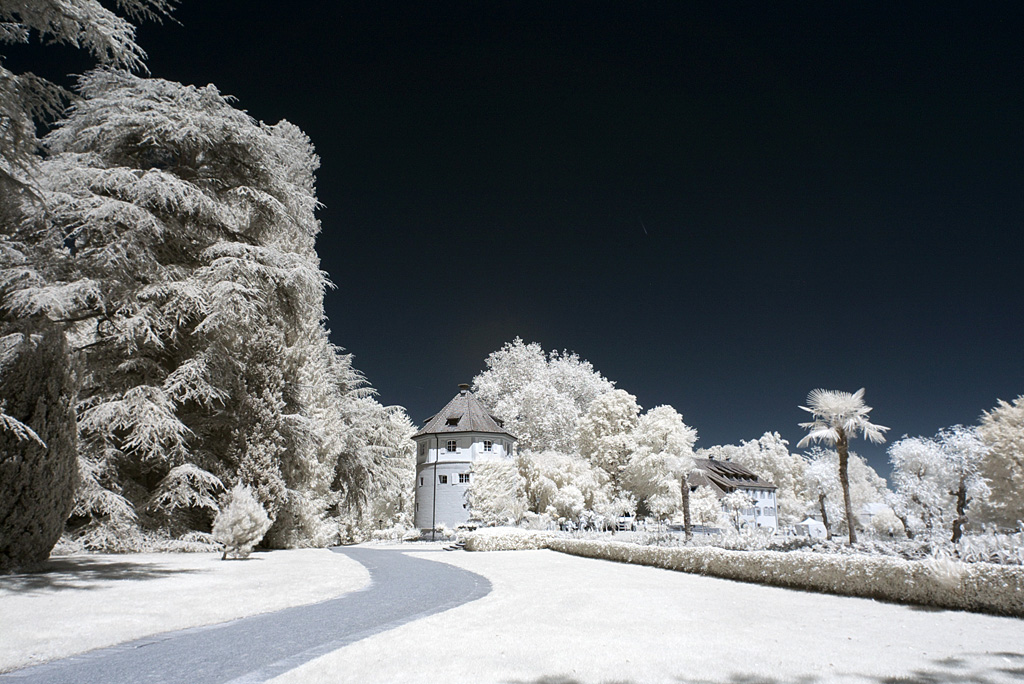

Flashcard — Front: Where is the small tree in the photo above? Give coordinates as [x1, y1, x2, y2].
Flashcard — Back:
[937, 426, 990, 543]
[690, 485, 725, 532]
[212, 484, 272, 560]
[467, 460, 527, 526]
[797, 388, 889, 544]
[722, 490, 755, 533]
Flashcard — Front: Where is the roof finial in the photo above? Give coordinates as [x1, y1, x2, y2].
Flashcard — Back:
[458, 383, 470, 394]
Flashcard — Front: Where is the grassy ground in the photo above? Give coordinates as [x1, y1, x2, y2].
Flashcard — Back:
[273, 544, 1024, 684]
[0, 548, 368, 673]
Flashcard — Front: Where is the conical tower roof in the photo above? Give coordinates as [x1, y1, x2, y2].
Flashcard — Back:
[413, 384, 516, 440]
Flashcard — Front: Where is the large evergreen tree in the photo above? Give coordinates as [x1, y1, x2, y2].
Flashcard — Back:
[3, 70, 413, 549]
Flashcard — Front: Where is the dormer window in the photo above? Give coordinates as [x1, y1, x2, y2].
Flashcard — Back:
[446, 415, 461, 426]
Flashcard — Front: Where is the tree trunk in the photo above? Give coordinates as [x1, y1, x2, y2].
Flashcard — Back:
[836, 430, 858, 545]
[895, 511, 915, 540]
[818, 493, 832, 540]
[0, 318, 78, 573]
[951, 478, 968, 544]
[681, 477, 692, 541]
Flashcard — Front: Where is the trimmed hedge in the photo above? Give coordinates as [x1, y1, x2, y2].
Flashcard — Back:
[462, 528, 553, 552]
[461, 529, 1024, 616]
[548, 538, 1024, 617]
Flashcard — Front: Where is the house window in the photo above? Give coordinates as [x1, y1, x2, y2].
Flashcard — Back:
[446, 440, 457, 452]
[459, 473, 470, 484]
[483, 440, 492, 452]
[439, 475, 448, 484]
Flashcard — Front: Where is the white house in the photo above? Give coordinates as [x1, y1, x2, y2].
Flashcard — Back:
[690, 457, 779, 531]
[413, 384, 517, 531]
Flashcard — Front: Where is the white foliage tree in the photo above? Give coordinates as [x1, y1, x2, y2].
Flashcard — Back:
[803, 447, 841, 539]
[467, 460, 527, 526]
[797, 388, 889, 544]
[212, 483, 272, 560]
[517, 450, 610, 524]
[888, 427, 991, 543]
[690, 484, 726, 531]
[721, 490, 755, 533]
[976, 396, 1024, 529]
[727, 432, 808, 525]
[888, 435, 949, 539]
[472, 338, 614, 454]
[577, 389, 641, 493]
[804, 446, 888, 540]
[0, 0, 173, 183]
[0, 0, 172, 571]
[2, 69, 414, 549]
[622, 405, 697, 533]
[936, 426, 989, 543]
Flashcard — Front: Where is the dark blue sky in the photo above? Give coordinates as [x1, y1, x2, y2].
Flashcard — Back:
[12, 2, 1024, 477]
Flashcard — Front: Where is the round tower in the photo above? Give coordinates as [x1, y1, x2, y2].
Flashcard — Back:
[413, 384, 517, 531]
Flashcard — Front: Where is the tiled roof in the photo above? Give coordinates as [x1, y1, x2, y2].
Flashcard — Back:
[691, 457, 776, 492]
[412, 386, 517, 440]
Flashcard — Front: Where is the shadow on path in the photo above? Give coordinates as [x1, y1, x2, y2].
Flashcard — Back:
[0, 556, 200, 593]
[0, 546, 491, 684]
[503, 651, 1024, 684]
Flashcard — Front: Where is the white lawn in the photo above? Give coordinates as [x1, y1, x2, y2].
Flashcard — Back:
[0, 548, 368, 673]
[273, 544, 1024, 684]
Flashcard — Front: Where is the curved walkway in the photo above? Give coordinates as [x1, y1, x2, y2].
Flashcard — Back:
[0, 546, 490, 684]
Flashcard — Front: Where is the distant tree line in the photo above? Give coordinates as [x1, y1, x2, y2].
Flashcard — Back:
[468, 339, 1023, 546]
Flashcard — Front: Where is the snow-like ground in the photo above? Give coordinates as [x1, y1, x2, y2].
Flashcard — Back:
[0, 549, 368, 673]
[273, 545, 1024, 684]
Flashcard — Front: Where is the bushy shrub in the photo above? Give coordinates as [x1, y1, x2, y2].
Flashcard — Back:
[462, 527, 553, 551]
[212, 484, 272, 559]
[958, 528, 1024, 565]
[369, 524, 420, 542]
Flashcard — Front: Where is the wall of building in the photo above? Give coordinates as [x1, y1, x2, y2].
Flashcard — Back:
[724, 487, 779, 531]
[413, 432, 514, 530]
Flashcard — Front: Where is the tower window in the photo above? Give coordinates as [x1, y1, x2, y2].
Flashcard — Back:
[419, 477, 423, 487]
[439, 475, 448, 484]
[446, 440, 457, 452]
[483, 440, 492, 452]
[459, 473, 470, 483]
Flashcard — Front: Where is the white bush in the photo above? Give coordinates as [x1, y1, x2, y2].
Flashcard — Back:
[462, 527, 553, 551]
[212, 484, 272, 559]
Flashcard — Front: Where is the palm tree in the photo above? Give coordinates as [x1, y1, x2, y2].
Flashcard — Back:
[797, 388, 888, 544]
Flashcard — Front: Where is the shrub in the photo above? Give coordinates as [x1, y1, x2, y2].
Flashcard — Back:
[462, 527, 553, 551]
[212, 484, 272, 559]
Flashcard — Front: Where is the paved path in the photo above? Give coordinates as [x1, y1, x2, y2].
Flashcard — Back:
[0, 547, 490, 684]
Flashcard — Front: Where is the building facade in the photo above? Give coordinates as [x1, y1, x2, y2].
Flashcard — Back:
[690, 457, 779, 531]
[413, 384, 516, 530]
